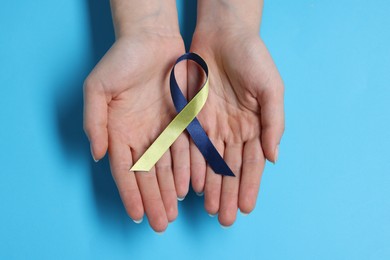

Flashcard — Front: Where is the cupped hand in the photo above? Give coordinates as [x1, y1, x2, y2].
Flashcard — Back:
[83, 32, 190, 232]
[189, 30, 285, 227]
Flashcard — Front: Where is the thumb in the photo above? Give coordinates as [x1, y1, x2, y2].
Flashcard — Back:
[83, 78, 108, 162]
[257, 74, 285, 164]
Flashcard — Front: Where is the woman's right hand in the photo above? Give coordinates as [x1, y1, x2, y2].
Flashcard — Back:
[84, 0, 189, 233]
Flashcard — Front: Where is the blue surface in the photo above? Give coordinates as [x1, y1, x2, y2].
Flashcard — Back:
[1, 0, 389, 259]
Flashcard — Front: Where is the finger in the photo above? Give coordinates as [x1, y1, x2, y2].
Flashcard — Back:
[83, 78, 108, 161]
[132, 149, 168, 233]
[190, 139, 207, 194]
[155, 150, 178, 222]
[171, 132, 190, 199]
[239, 138, 265, 214]
[204, 140, 224, 215]
[219, 142, 243, 227]
[108, 139, 144, 222]
[257, 73, 284, 163]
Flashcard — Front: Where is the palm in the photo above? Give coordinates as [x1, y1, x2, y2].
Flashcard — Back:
[84, 34, 190, 232]
[191, 38, 263, 146]
[189, 32, 284, 226]
[105, 37, 182, 154]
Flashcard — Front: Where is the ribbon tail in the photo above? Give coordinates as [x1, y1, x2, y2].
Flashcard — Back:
[130, 73, 209, 172]
[187, 118, 235, 177]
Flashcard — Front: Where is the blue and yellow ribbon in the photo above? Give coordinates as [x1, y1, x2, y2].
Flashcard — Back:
[130, 53, 234, 177]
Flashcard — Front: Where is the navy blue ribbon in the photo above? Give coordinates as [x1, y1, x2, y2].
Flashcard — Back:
[170, 53, 235, 177]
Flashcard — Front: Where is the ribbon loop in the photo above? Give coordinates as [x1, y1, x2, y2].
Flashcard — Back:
[131, 53, 235, 177]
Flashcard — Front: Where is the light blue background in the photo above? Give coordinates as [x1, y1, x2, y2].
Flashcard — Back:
[1, 0, 389, 259]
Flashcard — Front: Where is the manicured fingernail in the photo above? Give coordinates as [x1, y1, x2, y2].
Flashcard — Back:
[177, 196, 185, 201]
[90, 145, 98, 162]
[132, 217, 143, 224]
[240, 210, 249, 217]
[274, 144, 279, 164]
[220, 224, 232, 229]
[208, 213, 217, 217]
[155, 230, 165, 235]
[196, 191, 204, 196]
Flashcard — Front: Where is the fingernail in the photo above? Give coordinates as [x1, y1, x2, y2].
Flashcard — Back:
[240, 210, 249, 217]
[220, 224, 232, 229]
[177, 196, 185, 201]
[196, 191, 204, 196]
[132, 217, 143, 224]
[274, 144, 279, 164]
[90, 145, 98, 163]
[155, 230, 165, 235]
[208, 213, 217, 217]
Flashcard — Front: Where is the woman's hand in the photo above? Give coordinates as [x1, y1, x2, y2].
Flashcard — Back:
[189, 8, 285, 226]
[83, 0, 189, 233]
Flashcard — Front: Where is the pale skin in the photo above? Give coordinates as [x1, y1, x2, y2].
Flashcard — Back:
[84, 0, 284, 232]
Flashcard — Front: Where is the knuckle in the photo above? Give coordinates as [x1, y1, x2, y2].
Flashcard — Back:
[83, 122, 93, 137]
[83, 76, 103, 94]
[228, 162, 242, 174]
[83, 76, 95, 90]
[155, 164, 172, 172]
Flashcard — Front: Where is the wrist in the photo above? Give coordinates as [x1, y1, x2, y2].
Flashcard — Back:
[110, 0, 181, 39]
[195, 0, 263, 35]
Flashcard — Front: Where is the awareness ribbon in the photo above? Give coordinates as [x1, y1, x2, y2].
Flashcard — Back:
[130, 53, 235, 177]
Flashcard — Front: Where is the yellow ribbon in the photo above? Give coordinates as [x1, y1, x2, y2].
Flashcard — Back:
[130, 72, 209, 172]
